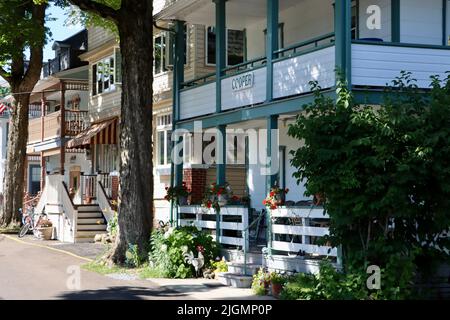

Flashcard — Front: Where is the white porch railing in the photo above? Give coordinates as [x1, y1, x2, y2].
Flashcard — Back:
[61, 181, 78, 239]
[270, 207, 337, 258]
[97, 180, 114, 223]
[178, 205, 249, 250]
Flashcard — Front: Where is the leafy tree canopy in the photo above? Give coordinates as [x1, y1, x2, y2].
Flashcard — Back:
[65, 0, 120, 34]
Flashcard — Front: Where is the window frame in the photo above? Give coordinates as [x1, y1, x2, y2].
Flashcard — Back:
[156, 114, 173, 167]
[205, 26, 246, 67]
[92, 54, 116, 97]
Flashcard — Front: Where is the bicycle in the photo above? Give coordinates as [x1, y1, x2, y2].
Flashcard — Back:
[18, 206, 47, 238]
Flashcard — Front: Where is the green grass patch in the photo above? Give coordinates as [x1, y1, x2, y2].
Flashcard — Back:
[82, 261, 165, 280]
[0, 227, 20, 234]
[82, 261, 130, 275]
[138, 266, 165, 279]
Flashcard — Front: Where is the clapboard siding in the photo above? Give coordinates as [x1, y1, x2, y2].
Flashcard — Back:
[401, 0, 443, 45]
[205, 166, 246, 197]
[88, 27, 116, 51]
[221, 68, 267, 111]
[273, 46, 336, 99]
[180, 82, 216, 119]
[352, 44, 450, 88]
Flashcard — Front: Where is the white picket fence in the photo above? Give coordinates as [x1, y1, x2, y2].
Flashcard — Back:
[270, 207, 337, 257]
[178, 205, 249, 250]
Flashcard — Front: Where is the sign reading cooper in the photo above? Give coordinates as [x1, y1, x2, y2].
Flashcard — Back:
[231, 72, 254, 92]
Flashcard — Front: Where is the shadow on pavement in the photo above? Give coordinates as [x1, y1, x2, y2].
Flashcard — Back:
[57, 286, 189, 300]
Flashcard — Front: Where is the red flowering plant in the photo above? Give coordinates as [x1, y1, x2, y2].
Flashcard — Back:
[201, 182, 232, 212]
[164, 182, 191, 205]
[263, 186, 289, 210]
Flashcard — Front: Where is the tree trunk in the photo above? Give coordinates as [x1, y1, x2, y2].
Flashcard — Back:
[0, 2, 46, 229]
[109, 0, 154, 263]
[0, 89, 30, 228]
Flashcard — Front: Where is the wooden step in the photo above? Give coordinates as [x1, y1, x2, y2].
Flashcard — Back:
[77, 205, 101, 212]
[77, 218, 106, 225]
[227, 262, 262, 276]
[78, 211, 103, 218]
[216, 272, 253, 288]
[76, 224, 107, 231]
[75, 230, 107, 241]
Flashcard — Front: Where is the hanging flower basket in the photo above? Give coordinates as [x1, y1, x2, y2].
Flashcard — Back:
[263, 186, 289, 210]
[202, 182, 233, 212]
[165, 182, 191, 205]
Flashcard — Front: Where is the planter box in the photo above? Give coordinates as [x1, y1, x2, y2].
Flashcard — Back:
[35, 227, 53, 240]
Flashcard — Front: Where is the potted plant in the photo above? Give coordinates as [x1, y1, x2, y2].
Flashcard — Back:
[270, 272, 286, 298]
[202, 182, 232, 212]
[35, 218, 53, 240]
[251, 267, 271, 295]
[263, 186, 289, 210]
[165, 182, 191, 206]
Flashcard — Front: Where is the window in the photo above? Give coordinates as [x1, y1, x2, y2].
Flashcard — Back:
[156, 114, 173, 166]
[29, 165, 41, 196]
[206, 27, 245, 66]
[351, 0, 358, 40]
[92, 55, 116, 96]
[96, 144, 118, 173]
[168, 24, 188, 66]
[154, 34, 168, 75]
[263, 23, 285, 52]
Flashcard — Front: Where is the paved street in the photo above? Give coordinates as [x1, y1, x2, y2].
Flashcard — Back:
[0, 234, 269, 300]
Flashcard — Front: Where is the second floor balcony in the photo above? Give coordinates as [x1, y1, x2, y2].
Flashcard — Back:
[28, 109, 89, 145]
[158, 0, 450, 123]
[27, 80, 90, 148]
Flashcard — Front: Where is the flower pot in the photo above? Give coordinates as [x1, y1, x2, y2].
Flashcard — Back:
[274, 193, 285, 205]
[217, 194, 228, 207]
[178, 196, 188, 206]
[271, 283, 283, 298]
[35, 226, 53, 240]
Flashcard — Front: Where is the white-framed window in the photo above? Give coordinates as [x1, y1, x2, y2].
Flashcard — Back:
[92, 54, 117, 96]
[156, 114, 173, 166]
[205, 27, 245, 66]
[154, 25, 189, 75]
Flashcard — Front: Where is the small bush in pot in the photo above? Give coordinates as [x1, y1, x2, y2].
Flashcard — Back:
[270, 272, 287, 298]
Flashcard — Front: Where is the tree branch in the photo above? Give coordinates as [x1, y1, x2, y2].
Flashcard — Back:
[22, 2, 46, 89]
[67, 0, 120, 24]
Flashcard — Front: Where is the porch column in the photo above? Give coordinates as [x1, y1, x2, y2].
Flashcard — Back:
[266, 0, 279, 102]
[216, 124, 226, 241]
[266, 115, 278, 255]
[59, 81, 66, 176]
[334, 0, 352, 86]
[214, 0, 226, 113]
[391, 0, 400, 43]
[40, 91, 46, 191]
[170, 20, 186, 226]
[173, 20, 185, 188]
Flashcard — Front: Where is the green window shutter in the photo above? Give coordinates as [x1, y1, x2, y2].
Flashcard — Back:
[114, 47, 122, 84]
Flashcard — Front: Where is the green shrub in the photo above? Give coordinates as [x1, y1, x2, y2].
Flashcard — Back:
[288, 72, 450, 297]
[125, 243, 145, 268]
[280, 259, 416, 300]
[212, 258, 228, 273]
[149, 226, 219, 279]
[251, 268, 271, 296]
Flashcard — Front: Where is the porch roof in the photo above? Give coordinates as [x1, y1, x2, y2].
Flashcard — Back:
[66, 118, 117, 148]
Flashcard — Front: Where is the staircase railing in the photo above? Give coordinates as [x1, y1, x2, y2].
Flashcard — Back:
[97, 179, 114, 223]
[242, 209, 266, 275]
[61, 181, 78, 239]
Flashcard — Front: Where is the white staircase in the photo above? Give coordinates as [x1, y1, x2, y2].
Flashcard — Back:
[217, 249, 263, 288]
[75, 204, 107, 243]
